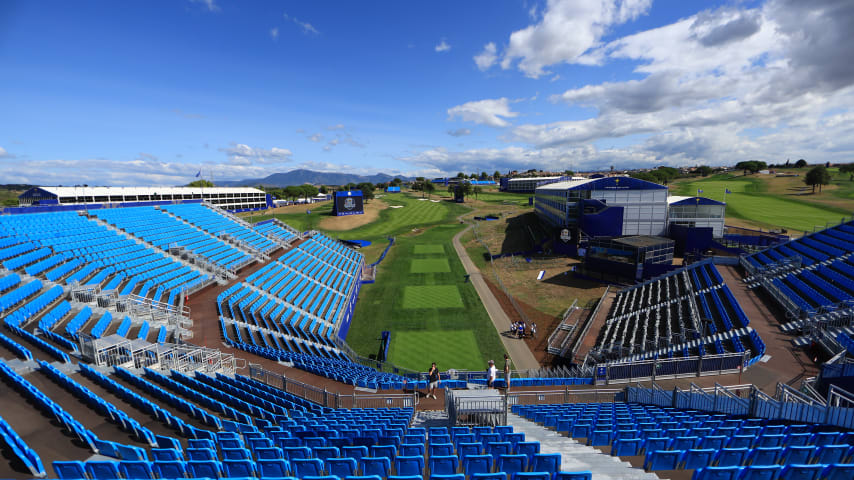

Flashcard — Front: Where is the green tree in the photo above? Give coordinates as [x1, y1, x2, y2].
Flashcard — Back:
[480, 171, 488, 179]
[473, 186, 482, 200]
[319, 185, 328, 194]
[456, 172, 465, 178]
[629, 171, 658, 182]
[423, 181, 436, 199]
[356, 182, 375, 202]
[391, 177, 402, 186]
[804, 165, 832, 193]
[838, 163, 854, 181]
[696, 165, 713, 177]
[795, 159, 808, 168]
[493, 170, 501, 181]
[735, 160, 766, 175]
[187, 179, 214, 187]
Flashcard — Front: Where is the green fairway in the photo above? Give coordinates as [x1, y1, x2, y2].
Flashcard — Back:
[402, 285, 463, 308]
[410, 258, 451, 273]
[674, 174, 851, 233]
[414, 244, 445, 254]
[389, 330, 484, 372]
[348, 224, 506, 372]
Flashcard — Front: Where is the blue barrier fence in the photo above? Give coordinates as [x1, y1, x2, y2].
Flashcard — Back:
[369, 237, 395, 267]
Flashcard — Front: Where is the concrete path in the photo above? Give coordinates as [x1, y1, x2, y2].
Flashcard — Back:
[452, 224, 540, 370]
[508, 413, 662, 480]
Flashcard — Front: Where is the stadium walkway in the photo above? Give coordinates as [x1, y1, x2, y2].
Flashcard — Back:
[452, 224, 540, 370]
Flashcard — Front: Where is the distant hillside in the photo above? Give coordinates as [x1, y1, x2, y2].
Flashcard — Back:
[220, 169, 411, 187]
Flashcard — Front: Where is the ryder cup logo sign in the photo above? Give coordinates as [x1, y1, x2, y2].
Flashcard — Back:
[344, 197, 356, 210]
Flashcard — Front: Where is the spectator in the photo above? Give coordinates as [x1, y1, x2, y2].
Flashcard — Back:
[531, 322, 537, 338]
[503, 353, 512, 392]
[487, 360, 497, 388]
[427, 362, 439, 399]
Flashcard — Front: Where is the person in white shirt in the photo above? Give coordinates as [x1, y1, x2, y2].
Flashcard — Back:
[487, 360, 497, 388]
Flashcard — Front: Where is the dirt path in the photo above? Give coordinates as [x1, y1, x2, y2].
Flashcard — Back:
[451, 223, 540, 370]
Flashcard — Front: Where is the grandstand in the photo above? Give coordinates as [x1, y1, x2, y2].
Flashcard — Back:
[0, 193, 853, 480]
[586, 259, 765, 368]
[742, 220, 854, 351]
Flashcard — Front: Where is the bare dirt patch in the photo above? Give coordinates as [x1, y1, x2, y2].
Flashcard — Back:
[318, 199, 388, 231]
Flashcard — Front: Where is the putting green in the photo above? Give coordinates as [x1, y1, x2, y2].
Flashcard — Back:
[402, 285, 463, 309]
[414, 244, 446, 254]
[389, 329, 484, 372]
[410, 258, 451, 273]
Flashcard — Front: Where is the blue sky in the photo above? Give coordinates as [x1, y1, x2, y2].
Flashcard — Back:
[1, 0, 853, 185]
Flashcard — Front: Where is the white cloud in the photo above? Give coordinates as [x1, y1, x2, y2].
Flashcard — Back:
[219, 143, 293, 165]
[307, 133, 324, 142]
[135, 152, 158, 162]
[270, 27, 279, 40]
[0, 146, 12, 158]
[283, 12, 319, 35]
[474, 42, 498, 71]
[189, 0, 219, 12]
[327, 124, 345, 130]
[447, 98, 519, 128]
[480, 0, 652, 78]
[435, 40, 451, 52]
[447, 128, 472, 137]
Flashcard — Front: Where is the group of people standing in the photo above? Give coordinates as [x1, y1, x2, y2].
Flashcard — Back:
[424, 353, 513, 400]
[510, 321, 536, 339]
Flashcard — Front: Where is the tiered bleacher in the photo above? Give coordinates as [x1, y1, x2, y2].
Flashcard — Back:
[743, 221, 854, 339]
[91, 206, 254, 272]
[160, 203, 277, 254]
[514, 398, 854, 479]
[215, 231, 411, 389]
[591, 259, 764, 365]
[253, 220, 298, 244]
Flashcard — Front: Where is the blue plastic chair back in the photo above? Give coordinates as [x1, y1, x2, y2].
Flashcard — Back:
[396, 455, 426, 476]
[223, 459, 255, 478]
[681, 449, 715, 470]
[531, 453, 561, 474]
[553, 472, 592, 480]
[496, 454, 527, 475]
[118, 461, 154, 480]
[715, 448, 749, 467]
[814, 444, 848, 465]
[360, 456, 391, 477]
[463, 454, 493, 477]
[258, 458, 290, 478]
[458, 442, 482, 460]
[645, 450, 681, 471]
[822, 464, 854, 480]
[740, 465, 781, 480]
[54, 461, 87, 480]
[749, 447, 783, 466]
[343, 445, 369, 462]
[513, 473, 549, 480]
[779, 464, 823, 480]
[691, 466, 741, 480]
[152, 460, 186, 479]
[294, 458, 324, 477]
[429, 455, 459, 476]
[187, 460, 222, 479]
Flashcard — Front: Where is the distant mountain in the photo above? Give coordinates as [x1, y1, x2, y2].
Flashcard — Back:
[219, 169, 411, 187]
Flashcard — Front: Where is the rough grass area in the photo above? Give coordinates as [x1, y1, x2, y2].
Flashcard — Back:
[388, 330, 484, 372]
[672, 172, 853, 234]
[410, 258, 451, 273]
[402, 285, 463, 308]
[348, 225, 506, 372]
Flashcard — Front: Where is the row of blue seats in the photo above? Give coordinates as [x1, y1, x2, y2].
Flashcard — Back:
[38, 360, 158, 446]
[0, 278, 42, 312]
[53, 461, 592, 480]
[92, 207, 251, 271]
[161, 203, 275, 254]
[6, 324, 71, 363]
[746, 221, 854, 269]
[253, 221, 297, 243]
[691, 463, 853, 480]
[80, 363, 217, 439]
[640, 444, 854, 470]
[4, 284, 64, 327]
[0, 413, 45, 477]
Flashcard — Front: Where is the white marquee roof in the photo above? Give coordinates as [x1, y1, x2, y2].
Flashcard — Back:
[35, 186, 265, 196]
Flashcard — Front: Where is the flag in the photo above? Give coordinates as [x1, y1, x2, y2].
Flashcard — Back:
[697, 189, 703, 194]
[195, 170, 201, 178]
[725, 188, 732, 194]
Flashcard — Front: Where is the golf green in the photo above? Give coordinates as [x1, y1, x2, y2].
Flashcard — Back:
[414, 244, 446, 254]
[410, 258, 451, 273]
[389, 329, 484, 372]
[402, 285, 463, 309]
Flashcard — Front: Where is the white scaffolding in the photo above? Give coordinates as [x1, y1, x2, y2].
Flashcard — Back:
[80, 334, 239, 375]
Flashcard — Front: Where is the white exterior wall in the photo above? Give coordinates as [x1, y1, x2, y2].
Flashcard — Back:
[592, 189, 668, 236]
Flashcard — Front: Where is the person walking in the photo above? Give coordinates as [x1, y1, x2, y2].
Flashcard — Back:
[487, 360, 497, 388]
[427, 362, 439, 399]
[503, 353, 512, 392]
[531, 322, 537, 339]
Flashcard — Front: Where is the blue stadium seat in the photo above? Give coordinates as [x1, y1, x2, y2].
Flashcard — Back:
[553, 472, 592, 480]
[779, 464, 824, 480]
[361, 456, 391, 477]
[118, 461, 155, 479]
[258, 458, 291, 478]
[691, 466, 741, 480]
[463, 454, 493, 477]
[681, 449, 716, 470]
[396, 455, 426, 477]
[54, 461, 87, 479]
[294, 458, 325, 477]
[740, 465, 782, 480]
[645, 450, 682, 471]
